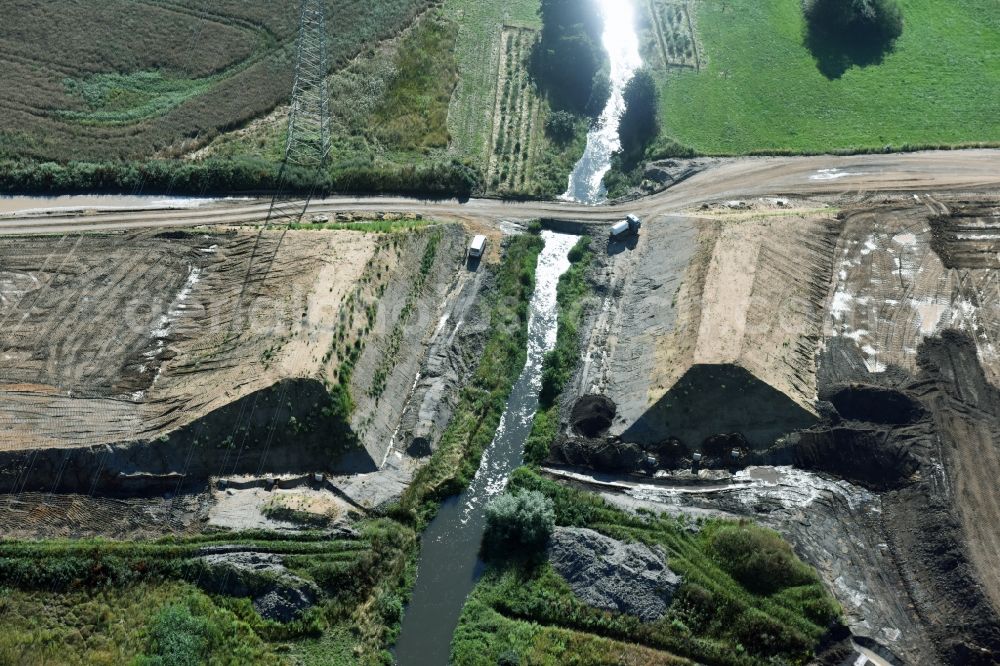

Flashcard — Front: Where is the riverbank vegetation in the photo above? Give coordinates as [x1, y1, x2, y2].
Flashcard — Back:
[618, 70, 661, 166]
[452, 469, 843, 665]
[603, 67, 663, 199]
[395, 232, 545, 526]
[532, 0, 609, 116]
[526, 235, 594, 465]
[0, 521, 416, 665]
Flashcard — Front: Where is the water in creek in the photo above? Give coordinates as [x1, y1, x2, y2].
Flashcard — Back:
[392, 231, 579, 665]
[562, 0, 643, 204]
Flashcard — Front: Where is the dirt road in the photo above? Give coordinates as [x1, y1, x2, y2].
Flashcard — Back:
[2, 151, 998, 235]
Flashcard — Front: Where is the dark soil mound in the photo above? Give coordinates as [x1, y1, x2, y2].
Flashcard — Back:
[790, 425, 923, 490]
[649, 438, 689, 463]
[571, 395, 617, 438]
[884, 487, 1000, 665]
[829, 384, 926, 425]
[918, 330, 1000, 417]
[550, 436, 646, 472]
[702, 432, 749, 457]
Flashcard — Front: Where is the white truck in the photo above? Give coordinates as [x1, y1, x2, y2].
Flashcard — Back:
[468, 234, 487, 259]
[610, 214, 642, 241]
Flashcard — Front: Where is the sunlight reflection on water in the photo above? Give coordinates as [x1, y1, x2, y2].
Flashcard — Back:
[563, 0, 643, 204]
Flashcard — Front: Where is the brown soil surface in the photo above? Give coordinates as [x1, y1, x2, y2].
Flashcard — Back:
[0, 229, 376, 450]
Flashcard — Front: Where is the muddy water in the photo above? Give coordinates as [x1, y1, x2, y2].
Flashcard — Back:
[0, 194, 226, 216]
[562, 0, 643, 204]
[393, 231, 578, 665]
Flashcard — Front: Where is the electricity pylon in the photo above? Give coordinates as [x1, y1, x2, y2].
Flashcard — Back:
[228, 0, 332, 337]
[284, 0, 332, 169]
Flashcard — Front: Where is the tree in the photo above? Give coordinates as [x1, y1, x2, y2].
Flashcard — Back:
[533, 0, 607, 115]
[803, 0, 903, 78]
[617, 69, 659, 167]
[483, 490, 555, 557]
[545, 110, 577, 144]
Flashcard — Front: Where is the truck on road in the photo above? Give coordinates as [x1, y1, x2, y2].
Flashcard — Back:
[610, 214, 642, 241]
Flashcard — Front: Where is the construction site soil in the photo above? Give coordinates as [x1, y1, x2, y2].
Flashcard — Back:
[0, 224, 473, 504]
[546, 192, 1000, 664]
[0, 153, 998, 664]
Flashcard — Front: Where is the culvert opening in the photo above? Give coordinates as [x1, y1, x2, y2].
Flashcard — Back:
[829, 384, 926, 425]
[407, 437, 432, 458]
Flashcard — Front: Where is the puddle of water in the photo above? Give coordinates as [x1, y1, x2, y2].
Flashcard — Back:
[809, 169, 865, 181]
[562, 0, 642, 204]
[392, 231, 578, 665]
[0, 194, 230, 216]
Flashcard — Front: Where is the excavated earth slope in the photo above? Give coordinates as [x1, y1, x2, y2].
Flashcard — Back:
[0, 225, 466, 491]
[566, 193, 1000, 664]
[578, 196, 999, 451]
[583, 206, 838, 447]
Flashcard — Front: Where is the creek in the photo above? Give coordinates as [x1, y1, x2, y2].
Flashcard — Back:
[562, 0, 643, 204]
[392, 231, 578, 665]
[394, 1, 645, 659]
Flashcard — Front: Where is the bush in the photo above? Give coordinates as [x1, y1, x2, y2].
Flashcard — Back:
[707, 523, 819, 596]
[498, 650, 521, 666]
[545, 110, 577, 144]
[483, 491, 555, 556]
[140, 603, 215, 666]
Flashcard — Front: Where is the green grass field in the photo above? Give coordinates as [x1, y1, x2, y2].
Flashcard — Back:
[657, 0, 1000, 154]
[0, 523, 416, 665]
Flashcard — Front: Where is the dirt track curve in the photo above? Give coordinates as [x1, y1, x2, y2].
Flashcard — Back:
[2, 150, 999, 235]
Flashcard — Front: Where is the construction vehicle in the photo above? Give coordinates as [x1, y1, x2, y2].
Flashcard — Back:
[610, 214, 642, 240]
[468, 234, 487, 259]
